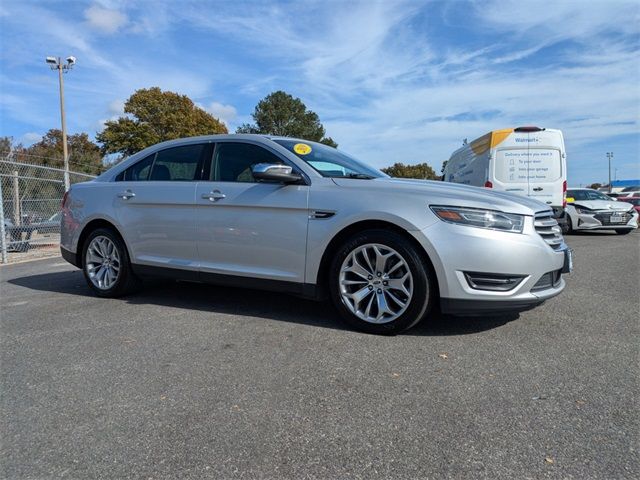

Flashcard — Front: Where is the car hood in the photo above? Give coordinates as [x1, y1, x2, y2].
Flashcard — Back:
[572, 200, 634, 212]
[331, 177, 550, 215]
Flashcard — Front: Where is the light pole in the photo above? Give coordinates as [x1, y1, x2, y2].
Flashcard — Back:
[606, 152, 613, 193]
[46, 55, 76, 191]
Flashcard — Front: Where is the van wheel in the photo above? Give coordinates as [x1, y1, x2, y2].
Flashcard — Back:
[329, 229, 433, 334]
[82, 227, 140, 297]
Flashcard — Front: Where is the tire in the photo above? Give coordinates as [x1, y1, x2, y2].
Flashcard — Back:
[615, 229, 633, 235]
[329, 229, 434, 335]
[81, 227, 141, 297]
[565, 215, 574, 234]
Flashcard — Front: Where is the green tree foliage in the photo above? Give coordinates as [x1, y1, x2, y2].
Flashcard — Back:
[381, 162, 439, 180]
[237, 90, 337, 147]
[97, 87, 228, 156]
[441, 160, 448, 174]
[0, 136, 13, 155]
[588, 182, 602, 189]
[26, 130, 104, 175]
[1, 132, 103, 209]
[1, 131, 103, 175]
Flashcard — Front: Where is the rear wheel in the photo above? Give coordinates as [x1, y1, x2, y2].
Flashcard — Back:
[329, 229, 433, 334]
[565, 215, 574, 234]
[82, 227, 140, 297]
[615, 229, 633, 235]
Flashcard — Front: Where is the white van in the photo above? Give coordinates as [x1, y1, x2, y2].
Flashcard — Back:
[443, 126, 567, 224]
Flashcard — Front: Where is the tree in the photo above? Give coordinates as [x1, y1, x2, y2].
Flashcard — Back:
[0, 136, 13, 156]
[381, 162, 438, 180]
[97, 87, 228, 156]
[237, 90, 337, 147]
[588, 182, 602, 189]
[25, 129, 104, 175]
[441, 160, 448, 175]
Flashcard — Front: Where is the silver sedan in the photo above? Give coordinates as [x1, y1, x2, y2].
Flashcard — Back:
[61, 135, 570, 334]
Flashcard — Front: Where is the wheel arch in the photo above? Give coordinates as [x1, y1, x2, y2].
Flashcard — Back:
[314, 219, 440, 301]
[76, 218, 131, 268]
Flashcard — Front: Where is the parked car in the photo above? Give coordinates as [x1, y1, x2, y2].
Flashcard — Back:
[617, 196, 640, 215]
[2, 218, 36, 252]
[61, 135, 571, 334]
[617, 186, 640, 199]
[565, 188, 638, 234]
[34, 212, 62, 234]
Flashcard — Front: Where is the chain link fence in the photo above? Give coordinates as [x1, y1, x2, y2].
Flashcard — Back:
[1, 157, 97, 263]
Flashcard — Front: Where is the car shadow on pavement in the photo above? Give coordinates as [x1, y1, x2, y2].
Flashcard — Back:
[8, 269, 519, 336]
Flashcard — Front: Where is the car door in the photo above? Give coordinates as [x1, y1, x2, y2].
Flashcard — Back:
[114, 143, 211, 271]
[195, 141, 309, 283]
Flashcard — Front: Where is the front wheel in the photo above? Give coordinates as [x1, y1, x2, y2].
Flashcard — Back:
[329, 229, 434, 334]
[615, 229, 633, 235]
[82, 227, 140, 297]
[565, 215, 574, 234]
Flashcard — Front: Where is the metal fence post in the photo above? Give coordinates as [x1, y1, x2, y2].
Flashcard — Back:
[0, 178, 7, 263]
[12, 170, 20, 226]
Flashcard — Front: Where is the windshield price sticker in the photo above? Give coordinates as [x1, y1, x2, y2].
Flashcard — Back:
[294, 143, 312, 155]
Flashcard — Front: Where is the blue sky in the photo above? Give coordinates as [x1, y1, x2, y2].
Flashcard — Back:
[1, 0, 639, 185]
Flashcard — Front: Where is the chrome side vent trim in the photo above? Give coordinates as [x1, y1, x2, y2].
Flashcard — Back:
[534, 211, 563, 250]
[463, 272, 525, 292]
[310, 210, 336, 219]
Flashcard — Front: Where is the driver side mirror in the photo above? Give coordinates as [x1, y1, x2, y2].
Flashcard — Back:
[252, 163, 303, 184]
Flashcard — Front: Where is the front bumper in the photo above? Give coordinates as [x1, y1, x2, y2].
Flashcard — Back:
[410, 216, 568, 315]
[573, 210, 638, 230]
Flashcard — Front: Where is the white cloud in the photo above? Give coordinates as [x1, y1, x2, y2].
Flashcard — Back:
[205, 102, 237, 126]
[20, 132, 42, 146]
[107, 99, 124, 115]
[84, 4, 128, 34]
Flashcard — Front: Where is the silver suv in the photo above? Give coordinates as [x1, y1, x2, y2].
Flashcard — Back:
[61, 135, 571, 334]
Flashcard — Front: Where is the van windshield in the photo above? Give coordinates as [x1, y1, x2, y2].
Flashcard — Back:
[494, 148, 561, 184]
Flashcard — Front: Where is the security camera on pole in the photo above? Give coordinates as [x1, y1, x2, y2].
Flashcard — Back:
[606, 152, 613, 193]
[46, 55, 76, 191]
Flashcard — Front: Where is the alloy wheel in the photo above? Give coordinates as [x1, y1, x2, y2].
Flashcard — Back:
[85, 235, 121, 290]
[339, 243, 414, 324]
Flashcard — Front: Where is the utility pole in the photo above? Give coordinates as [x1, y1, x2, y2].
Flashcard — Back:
[606, 152, 613, 193]
[46, 55, 76, 191]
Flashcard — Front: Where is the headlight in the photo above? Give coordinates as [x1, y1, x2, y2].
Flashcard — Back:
[430, 206, 525, 233]
[574, 206, 593, 214]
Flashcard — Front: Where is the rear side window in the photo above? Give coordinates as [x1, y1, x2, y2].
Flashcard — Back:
[118, 154, 154, 181]
[150, 144, 207, 181]
[210, 143, 283, 182]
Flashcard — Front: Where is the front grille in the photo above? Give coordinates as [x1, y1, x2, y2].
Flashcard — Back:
[531, 269, 562, 292]
[593, 211, 633, 225]
[534, 211, 564, 250]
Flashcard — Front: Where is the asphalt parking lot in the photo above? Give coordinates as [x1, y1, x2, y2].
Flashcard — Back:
[1, 231, 638, 479]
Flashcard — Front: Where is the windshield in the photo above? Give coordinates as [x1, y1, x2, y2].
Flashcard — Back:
[274, 139, 385, 179]
[567, 189, 614, 201]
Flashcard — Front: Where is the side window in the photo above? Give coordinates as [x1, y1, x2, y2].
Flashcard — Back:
[118, 154, 155, 181]
[211, 143, 283, 182]
[149, 144, 206, 181]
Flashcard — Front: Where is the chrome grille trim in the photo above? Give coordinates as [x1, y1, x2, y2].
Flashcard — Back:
[534, 211, 564, 250]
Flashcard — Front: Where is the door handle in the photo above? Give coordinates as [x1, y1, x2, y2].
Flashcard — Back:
[201, 190, 226, 201]
[117, 190, 135, 200]
[533, 187, 543, 192]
